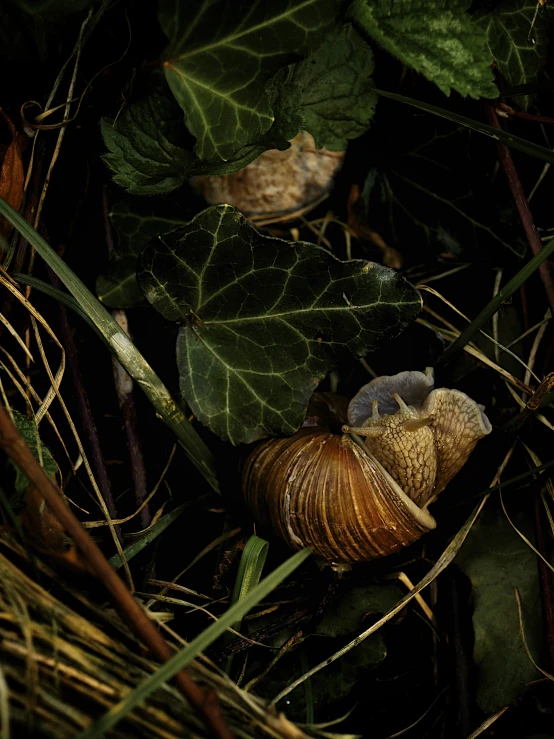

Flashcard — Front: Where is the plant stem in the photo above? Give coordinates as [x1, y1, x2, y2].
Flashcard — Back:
[53, 281, 124, 544]
[0, 195, 220, 493]
[485, 102, 554, 315]
[103, 193, 150, 530]
[498, 106, 554, 126]
[0, 401, 233, 739]
[112, 310, 151, 530]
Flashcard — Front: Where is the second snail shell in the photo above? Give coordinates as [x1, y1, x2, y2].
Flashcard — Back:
[242, 369, 492, 565]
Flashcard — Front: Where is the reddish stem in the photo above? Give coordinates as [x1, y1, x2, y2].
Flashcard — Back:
[485, 103, 554, 315]
[0, 401, 233, 739]
[497, 106, 554, 126]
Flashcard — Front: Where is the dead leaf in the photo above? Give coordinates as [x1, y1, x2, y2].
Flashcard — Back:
[21, 483, 92, 574]
[0, 108, 25, 242]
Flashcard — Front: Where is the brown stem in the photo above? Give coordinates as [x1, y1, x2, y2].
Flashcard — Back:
[102, 193, 150, 531]
[112, 310, 151, 531]
[485, 102, 554, 315]
[497, 105, 554, 126]
[0, 401, 233, 739]
[53, 287, 124, 544]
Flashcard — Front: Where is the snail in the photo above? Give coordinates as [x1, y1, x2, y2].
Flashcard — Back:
[242, 369, 492, 565]
[191, 131, 344, 225]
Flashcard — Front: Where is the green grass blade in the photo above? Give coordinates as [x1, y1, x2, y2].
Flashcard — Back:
[76, 548, 312, 739]
[438, 236, 554, 363]
[11, 273, 98, 333]
[229, 535, 269, 616]
[225, 534, 269, 672]
[0, 196, 219, 492]
[375, 89, 554, 164]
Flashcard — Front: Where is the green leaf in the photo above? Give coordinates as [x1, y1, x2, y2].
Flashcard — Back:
[9, 410, 57, 496]
[225, 534, 269, 672]
[158, 0, 339, 161]
[76, 548, 312, 739]
[0, 195, 219, 493]
[348, 0, 497, 99]
[291, 24, 376, 150]
[317, 584, 404, 638]
[228, 535, 270, 627]
[300, 635, 386, 718]
[257, 584, 389, 721]
[12, 273, 98, 332]
[97, 197, 191, 308]
[101, 72, 194, 195]
[188, 67, 302, 175]
[138, 204, 421, 444]
[456, 500, 542, 712]
[477, 0, 554, 110]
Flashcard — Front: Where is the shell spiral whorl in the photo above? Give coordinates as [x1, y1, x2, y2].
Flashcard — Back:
[242, 369, 492, 565]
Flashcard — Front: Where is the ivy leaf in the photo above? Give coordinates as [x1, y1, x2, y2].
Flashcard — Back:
[348, 0, 497, 99]
[291, 24, 376, 151]
[138, 205, 421, 444]
[99, 69, 298, 191]
[101, 73, 194, 195]
[477, 0, 554, 110]
[456, 501, 542, 713]
[158, 0, 338, 162]
[188, 67, 302, 176]
[97, 198, 190, 308]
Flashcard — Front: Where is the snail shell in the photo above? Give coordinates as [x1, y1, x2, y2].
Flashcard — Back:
[242, 369, 492, 565]
[191, 131, 344, 224]
[242, 427, 436, 564]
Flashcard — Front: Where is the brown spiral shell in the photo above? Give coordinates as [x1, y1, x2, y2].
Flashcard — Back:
[242, 371, 492, 565]
[242, 427, 436, 565]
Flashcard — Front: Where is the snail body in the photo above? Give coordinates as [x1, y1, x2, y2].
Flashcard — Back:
[242, 369, 492, 565]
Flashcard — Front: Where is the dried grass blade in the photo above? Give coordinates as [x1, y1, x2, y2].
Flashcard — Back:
[270, 497, 489, 707]
[76, 548, 312, 739]
[0, 196, 219, 492]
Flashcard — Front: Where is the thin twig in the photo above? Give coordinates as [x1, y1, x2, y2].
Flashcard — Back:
[53, 284, 124, 544]
[485, 102, 554, 315]
[111, 311, 150, 531]
[0, 401, 234, 739]
[497, 104, 554, 127]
